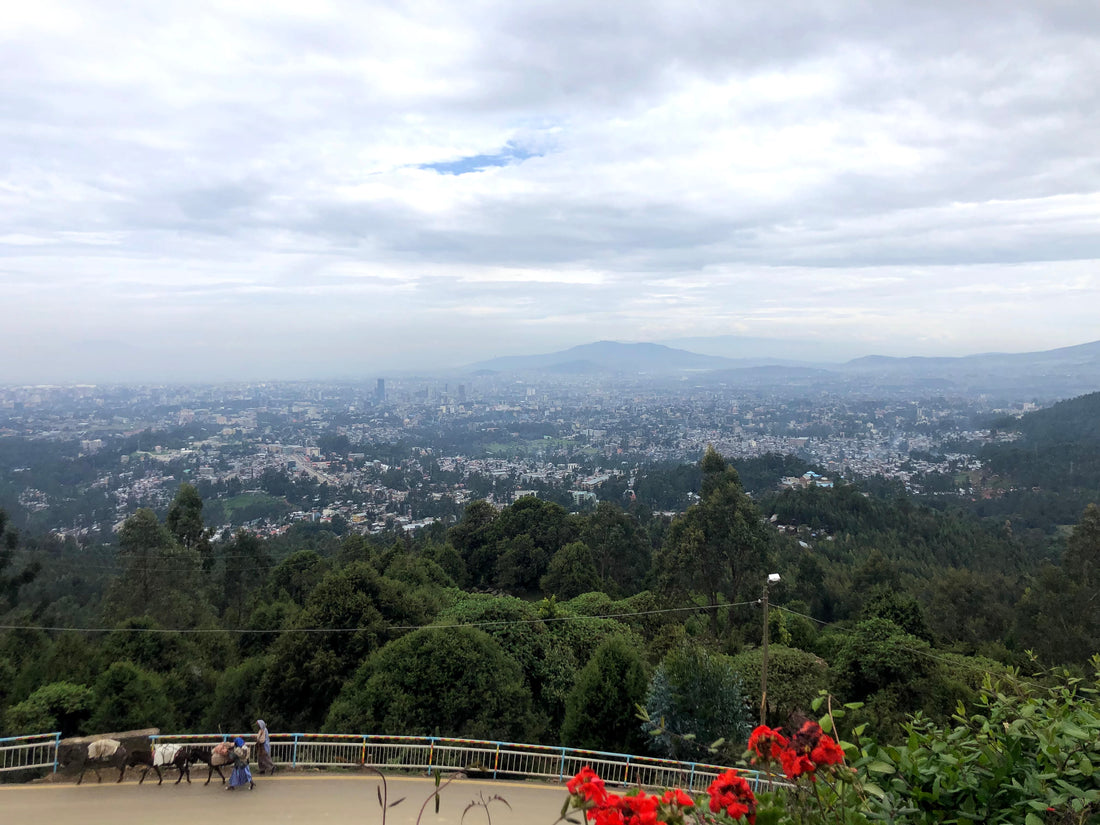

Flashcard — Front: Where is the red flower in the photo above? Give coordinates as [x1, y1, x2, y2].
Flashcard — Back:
[773, 719, 845, 780]
[661, 788, 695, 808]
[779, 748, 816, 779]
[706, 769, 757, 823]
[747, 725, 788, 765]
[618, 792, 661, 825]
[810, 736, 845, 767]
[592, 807, 626, 825]
[568, 766, 609, 805]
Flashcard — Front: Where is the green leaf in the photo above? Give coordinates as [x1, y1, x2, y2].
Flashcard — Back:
[862, 782, 886, 799]
[1025, 815, 1043, 825]
[820, 715, 833, 734]
[867, 761, 896, 775]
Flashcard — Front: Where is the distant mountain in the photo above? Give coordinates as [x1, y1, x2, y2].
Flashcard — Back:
[837, 340, 1100, 400]
[467, 341, 738, 374]
[465, 338, 1100, 401]
[659, 333, 860, 363]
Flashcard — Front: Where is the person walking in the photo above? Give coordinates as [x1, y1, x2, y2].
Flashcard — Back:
[255, 719, 275, 775]
[226, 736, 254, 791]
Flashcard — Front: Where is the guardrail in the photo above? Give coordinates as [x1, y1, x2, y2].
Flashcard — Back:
[148, 732, 777, 794]
[2, 730, 779, 793]
[0, 733, 61, 774]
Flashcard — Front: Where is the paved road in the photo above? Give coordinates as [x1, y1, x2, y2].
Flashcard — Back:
[0, 773, 570, 825]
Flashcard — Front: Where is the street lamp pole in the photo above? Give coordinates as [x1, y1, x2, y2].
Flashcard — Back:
[760, 572, 780, 726]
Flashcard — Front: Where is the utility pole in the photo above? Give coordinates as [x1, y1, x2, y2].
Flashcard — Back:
[760, 572, 780, 726]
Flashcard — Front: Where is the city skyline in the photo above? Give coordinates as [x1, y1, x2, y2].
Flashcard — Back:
[3, 2, 1100, 383]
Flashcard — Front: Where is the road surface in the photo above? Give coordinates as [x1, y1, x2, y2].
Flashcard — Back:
[0, 773, 571, 825]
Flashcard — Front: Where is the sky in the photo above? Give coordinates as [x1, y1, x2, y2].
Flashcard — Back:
[3, 0, 1100, 383]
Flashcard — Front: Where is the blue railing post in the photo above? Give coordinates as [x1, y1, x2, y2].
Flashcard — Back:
[558, 747, 567, 783]
[292, 733, 300, 767]
[493, 742, 500, 780]
[52, 732, 61, 774]
[688, 762, 696, 793]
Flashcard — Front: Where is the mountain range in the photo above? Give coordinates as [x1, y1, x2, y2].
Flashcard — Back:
[466, 339, 1100, 401]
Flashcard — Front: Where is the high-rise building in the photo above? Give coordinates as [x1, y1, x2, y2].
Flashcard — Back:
[375, 378, 385, 403]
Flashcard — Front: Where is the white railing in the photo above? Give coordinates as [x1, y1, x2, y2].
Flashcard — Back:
[0, 733, 61, 773]
[2, 730, 779, 793]
[148, 732, 776, 794]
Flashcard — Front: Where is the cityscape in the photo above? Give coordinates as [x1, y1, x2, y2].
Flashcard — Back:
[0, 369, 1029, 543]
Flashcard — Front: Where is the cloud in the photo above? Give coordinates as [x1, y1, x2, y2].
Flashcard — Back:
[2, 1, 1100, 381]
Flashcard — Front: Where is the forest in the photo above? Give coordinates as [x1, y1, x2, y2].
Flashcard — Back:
[0, 445, 1098, 773]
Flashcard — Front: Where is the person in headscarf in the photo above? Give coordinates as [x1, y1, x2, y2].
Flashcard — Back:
[255, 719, 275, 775]
[227, 736, 254, 791]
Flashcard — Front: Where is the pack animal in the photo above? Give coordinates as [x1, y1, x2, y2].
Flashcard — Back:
[185, 743, 233, 785]
[61, 738, 129, 785]
[127, 743, 191, 785]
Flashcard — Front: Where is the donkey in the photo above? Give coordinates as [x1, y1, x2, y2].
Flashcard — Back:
[184, 743, 233, 785]
[61, 738, 129, 785]
[127, 743, 191, 785]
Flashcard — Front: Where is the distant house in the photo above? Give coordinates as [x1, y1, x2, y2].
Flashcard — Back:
[780, 471, 834, 490]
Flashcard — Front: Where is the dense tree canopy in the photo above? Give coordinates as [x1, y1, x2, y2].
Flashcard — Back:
[0, 451, 1096, 761]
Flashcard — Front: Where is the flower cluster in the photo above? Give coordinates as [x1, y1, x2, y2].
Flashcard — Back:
[565, 767, 757, 825]
[747, 720, 845, 781]
[706, 769, 757, 823]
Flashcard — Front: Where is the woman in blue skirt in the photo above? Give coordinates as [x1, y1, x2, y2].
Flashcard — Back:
[227, 736, 254, 791]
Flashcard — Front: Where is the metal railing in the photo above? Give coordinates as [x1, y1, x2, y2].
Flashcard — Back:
[2, 729, 780, 794]
[147, 732, 776, 794]
[0, 733, 61, 774]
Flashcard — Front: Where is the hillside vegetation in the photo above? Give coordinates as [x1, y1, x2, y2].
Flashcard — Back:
[0, 448, 1097, 758]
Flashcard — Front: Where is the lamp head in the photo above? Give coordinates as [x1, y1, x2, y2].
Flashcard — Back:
[767, 573, 781, 584]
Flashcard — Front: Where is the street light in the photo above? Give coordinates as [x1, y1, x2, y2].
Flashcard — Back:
[760, 573, 781, 725]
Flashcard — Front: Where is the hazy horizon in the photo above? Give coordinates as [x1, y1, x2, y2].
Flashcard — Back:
[4, 2, 1100, 383]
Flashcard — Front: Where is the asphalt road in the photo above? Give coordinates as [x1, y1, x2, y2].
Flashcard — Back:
[0, 773, 572, 825]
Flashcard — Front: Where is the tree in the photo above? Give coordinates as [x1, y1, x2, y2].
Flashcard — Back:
[0, 508, 38, 610]
[258, 561, 429, 730]
[3, 681, 91, 737]
[494, 534, 549, 593]
[220, 529, 271, 625]
[731, 645, 829, 728]
[166, 483, 213, 571]
[86, 661, 177, 733]
[560, 635, 649, 754]
[579, 502, 651, 596]
[266, 549, 327, 606]
[541, 541, 600, 599]
[324, 626, 536, 741]
[1015, 503, 1100, 665]
[643, 645, 752, 762]
[105, 508, 209, 627]
[201, 656, 271, 733]
[449, 500, 499, 588]
[435, 595, 559, 730]
[652, 448, 773, 635]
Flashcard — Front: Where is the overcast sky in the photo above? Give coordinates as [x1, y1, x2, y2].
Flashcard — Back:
[3, 0, 1100, 382]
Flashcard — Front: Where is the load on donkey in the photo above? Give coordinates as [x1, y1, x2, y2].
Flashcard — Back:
[57, 729, 159, 784]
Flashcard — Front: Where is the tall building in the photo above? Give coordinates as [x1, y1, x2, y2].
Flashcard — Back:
[375, 378, 385, 403]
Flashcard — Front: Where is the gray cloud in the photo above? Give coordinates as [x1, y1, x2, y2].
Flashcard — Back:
[2, 0, 1100, 382]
